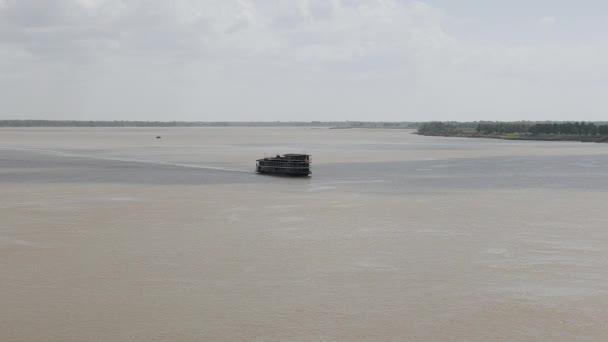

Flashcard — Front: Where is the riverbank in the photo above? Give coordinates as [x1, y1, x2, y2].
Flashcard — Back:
[416, 131, 608, 143]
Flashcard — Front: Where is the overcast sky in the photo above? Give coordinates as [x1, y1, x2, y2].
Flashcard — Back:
[1, 0, 607, 121]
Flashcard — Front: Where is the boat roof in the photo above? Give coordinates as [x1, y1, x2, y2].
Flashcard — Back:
[256, 153, 310, 162]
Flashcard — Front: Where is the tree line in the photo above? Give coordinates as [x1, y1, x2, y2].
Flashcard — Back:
[477, 121, 608, 136]
[416, 121, 477, 135]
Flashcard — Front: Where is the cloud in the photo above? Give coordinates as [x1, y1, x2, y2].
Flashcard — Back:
[0, 1, 450, 65]
[539, 16, 557, 26]
[0, 1, 607, 121]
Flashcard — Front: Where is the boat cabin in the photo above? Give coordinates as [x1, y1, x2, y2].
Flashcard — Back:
[256, 154, 311, 176]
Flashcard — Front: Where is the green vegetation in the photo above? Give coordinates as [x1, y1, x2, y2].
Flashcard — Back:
[417, 121, 608, 143]
[477, 121, 608, 136]
[416, 122, 477, 136]
[528, 122, 608, 135]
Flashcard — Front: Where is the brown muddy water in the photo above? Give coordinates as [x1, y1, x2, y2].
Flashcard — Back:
[1, 127, 608, 341]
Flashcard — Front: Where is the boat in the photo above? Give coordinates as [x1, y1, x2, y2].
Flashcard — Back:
[256, 154, 311, 176]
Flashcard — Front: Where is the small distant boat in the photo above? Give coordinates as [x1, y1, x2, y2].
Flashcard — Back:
[256, 154, 311, 176]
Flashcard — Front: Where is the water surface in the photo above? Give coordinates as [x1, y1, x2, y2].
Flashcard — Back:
[1, 128, 608, 341]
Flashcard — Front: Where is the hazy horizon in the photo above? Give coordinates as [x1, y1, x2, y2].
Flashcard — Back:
[1, 1, 607, 121]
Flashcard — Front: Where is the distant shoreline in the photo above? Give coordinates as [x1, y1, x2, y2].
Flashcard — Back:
[415, 121, 608, 143]
[0, 120, 417, 128]
[4, 120, 608, 144]
[329, 126, 413, 130]
[416, 132, 608, 143]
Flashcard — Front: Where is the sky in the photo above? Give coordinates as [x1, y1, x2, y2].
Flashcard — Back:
[1, 0, 607, 122]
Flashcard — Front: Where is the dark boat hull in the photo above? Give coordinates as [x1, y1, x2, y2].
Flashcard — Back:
[256, 169, 310, 177]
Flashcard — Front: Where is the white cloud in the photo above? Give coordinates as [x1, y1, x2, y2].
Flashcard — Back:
[539, 16, 557, 26]
[0, 0, 449, 65]
[0, 1, 607, 121]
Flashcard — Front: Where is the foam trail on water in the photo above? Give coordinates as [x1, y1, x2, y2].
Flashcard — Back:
[0, 147, 250, 173]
